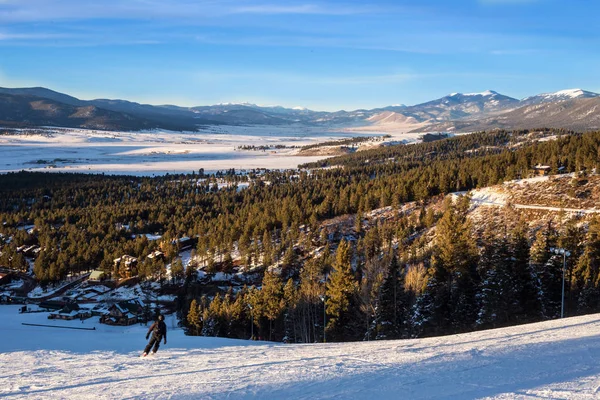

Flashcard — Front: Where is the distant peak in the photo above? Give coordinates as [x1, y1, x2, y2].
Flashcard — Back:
[215, 102, 256, 107]
[464, 90, 498, 96]
[523, 88, 600, 102]
[553, 88, 586, 97]
[447, 90, 498, 97]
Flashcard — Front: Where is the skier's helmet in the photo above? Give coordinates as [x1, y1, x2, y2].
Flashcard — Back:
[158, 314, 164, 321]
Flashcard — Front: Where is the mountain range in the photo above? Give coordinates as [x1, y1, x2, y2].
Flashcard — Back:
[0, 86, 598, 132]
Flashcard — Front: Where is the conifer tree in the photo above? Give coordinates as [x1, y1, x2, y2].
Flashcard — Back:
[375, 253, 408, 339]
[283, 278, 299, 343]
[202, 293, 223, 336]
[299, 257, 325, 343]
[261, 271, 285, 340]
[431, 195, 478, 333]
[575, 217, 600, 313]
[476, 235, 512, 329]
[325, 239, 357, 341]
[186, 298, 201, 336]
[246, 286, 264, 339]
[510, 223, 542, 321]
[411, 264, 450, 337]
[358, 254, 387, 340]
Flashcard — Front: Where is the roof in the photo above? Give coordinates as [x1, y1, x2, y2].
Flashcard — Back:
[89, 270, 106, 280]
[117, 300, 144, 315]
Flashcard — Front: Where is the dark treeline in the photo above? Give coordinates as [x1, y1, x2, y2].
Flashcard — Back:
[184, 198, 600, 342]
[300, 134, 391, 151]
[0, 128, 599, 342]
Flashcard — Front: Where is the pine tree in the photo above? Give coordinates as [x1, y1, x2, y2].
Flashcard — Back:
[358, 254, 388, 340]
[261, 271, 285, 341]
[299, 257, 325, 343]
[202, 294, 223, 336]
[283, 278, 299, 343]
[246, 286, 264, 339]
[375, 253, 408, 339]
[431, 195, 478, 333]
[476, 235, 512, 329]
[325, 239, 357, 341]
[186, 299, 201, 336]
[262, 230, 273, 267]
[530, 225, 560, 319]
[510, 223, 542, 322]
[575, 217, 600, 313]
[411, 264, 450, 337]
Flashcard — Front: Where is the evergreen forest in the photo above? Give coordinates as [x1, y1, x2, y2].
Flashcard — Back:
[1, 128, 600, 342]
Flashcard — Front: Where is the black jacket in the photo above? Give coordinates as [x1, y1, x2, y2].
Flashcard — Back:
[147, 320, 167, 340]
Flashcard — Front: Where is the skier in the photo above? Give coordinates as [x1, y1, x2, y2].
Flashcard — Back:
[142, 314, 167, 357]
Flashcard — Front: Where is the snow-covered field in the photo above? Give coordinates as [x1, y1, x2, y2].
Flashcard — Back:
[2, 305, 600, 399]
[0, 125, 379, 176]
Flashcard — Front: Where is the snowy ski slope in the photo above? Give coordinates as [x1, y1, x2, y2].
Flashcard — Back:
[2, 305, 600, 399]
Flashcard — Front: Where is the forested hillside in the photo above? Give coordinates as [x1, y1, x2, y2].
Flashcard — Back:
[1, 128, 599, 342]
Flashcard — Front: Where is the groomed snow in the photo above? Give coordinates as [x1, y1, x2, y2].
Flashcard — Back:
[2, 305, 600, 399]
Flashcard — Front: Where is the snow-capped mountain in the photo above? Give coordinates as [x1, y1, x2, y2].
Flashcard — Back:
[420, 96, 600, 133]
[406, 90, 520, 121]
[361, 90, 520, 126]
[520, 88, 600, 106]
[1, 86, 599, 131]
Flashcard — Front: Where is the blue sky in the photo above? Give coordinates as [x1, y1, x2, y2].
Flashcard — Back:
[0, 0, 598, 111]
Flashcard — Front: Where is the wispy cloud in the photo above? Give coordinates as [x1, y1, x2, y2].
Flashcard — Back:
[231, 3, 379, 16]
[0, 32, 70, 41]
[193, 33, 442, 54]
[191, 69, 537, 86]
[0, 0, 385, 22]
[489, 48, 544, 55]
[193, 69, 418, 86]
[479, 0, 541, 4]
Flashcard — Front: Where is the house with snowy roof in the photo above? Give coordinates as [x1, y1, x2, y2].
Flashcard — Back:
[100, 299, 145, 326]
[48, 303, 92, 320]
[88, 270, 108, 283]
[533, 164, 552, 176]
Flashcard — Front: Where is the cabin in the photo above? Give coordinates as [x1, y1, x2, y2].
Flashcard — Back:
[88, 270, 108, 283]
[75, 286, 110, 302]
[48, 303, 91, 320]
[39, 299, 71, 311]
[17, 245, 41, 258]
[534, 164, 551, 176]
[172, 236, 196, 251]
[147, 250, 164, 261]
[100, 299, 145, 326]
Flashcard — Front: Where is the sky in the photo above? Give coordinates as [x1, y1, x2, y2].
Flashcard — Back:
[0, 0, 599, 111]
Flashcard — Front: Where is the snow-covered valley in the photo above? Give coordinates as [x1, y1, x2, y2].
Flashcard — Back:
[2, 305, 600, 399]
[0, 125, 395, 176]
